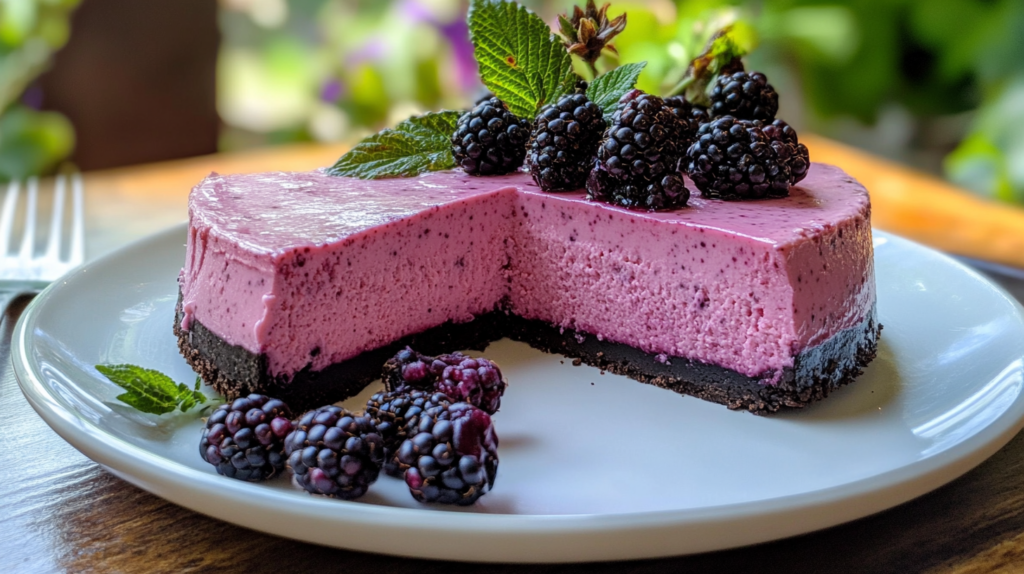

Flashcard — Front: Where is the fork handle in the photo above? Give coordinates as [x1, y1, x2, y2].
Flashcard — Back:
[0, 282, 51, 319]
[0, 290, 33, 321]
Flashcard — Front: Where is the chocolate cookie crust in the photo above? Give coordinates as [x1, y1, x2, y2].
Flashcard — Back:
[175, 297, 880, 415]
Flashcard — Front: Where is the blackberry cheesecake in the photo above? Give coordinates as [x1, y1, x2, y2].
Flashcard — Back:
[175, 164, 878, 415]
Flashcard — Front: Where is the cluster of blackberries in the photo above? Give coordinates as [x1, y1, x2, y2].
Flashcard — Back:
[200, 394, 385, 500]
[451, 68, 808, 205]
[684, 71, 809, 200]
[372, 346, 504, 505]
[198, 347, 505, 506]
[367, 388, 498, 505]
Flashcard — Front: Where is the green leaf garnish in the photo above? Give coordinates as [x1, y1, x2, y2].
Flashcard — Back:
[468, 0, 579, 118]
[586, 61, 646, 121]
[326, 111, 462, 179]
[96, 364, 208, 415]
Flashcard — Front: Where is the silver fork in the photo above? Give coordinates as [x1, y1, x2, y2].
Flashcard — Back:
[0, 174, 85, 314]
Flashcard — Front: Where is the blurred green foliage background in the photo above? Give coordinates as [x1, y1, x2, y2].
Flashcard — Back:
[2, 0, 1023, 205]
[0, 0, 76, 180]
[215, 0, 1024, 204]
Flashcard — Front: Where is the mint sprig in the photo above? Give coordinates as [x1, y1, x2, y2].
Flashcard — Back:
[586, 61, 646, 121]
[468, 0, 579, 118]
[97, 364, 208, 415]
[327, 111, 462, 179]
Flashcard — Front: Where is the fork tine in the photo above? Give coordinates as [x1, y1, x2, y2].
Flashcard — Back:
[44, 174, 67, 262]
[0, 180, 19, 257]
[69, 172, 85, 266]
[17, 177, 38, 264]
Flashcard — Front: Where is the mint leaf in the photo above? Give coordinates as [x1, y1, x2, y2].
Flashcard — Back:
[586, 62, 646, 121]
[97, 364, 207, 415]
[327, 111, 461, 179]
[469, 0, 578, 118]
[176, 377, 206, 412]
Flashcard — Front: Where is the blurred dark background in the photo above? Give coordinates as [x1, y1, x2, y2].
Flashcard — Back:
[3, 0, 1023, 204]
[38, 0, 219, 170]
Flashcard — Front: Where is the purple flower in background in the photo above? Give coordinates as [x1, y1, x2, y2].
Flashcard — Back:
[348, 36, 389, 67]
[399, 0, 433, 23]
[21, 84, 44, 110]
[400, 0, 479, 92]
[320, 79, 345, 103]
[439, 12, 479, 91]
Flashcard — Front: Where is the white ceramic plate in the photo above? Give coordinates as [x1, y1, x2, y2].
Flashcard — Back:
[13, 225, 1024, 563]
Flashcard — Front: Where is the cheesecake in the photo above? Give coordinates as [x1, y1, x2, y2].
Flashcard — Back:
[175, 163, 878, 414]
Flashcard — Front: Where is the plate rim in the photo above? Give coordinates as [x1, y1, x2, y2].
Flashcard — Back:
[12, 223, 1024, 563]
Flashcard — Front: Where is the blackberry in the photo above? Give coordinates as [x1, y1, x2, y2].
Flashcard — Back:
[686, 115, 809, 199]
[663, 95, 708, 152]
[380, 347, 507, 413]
[382, 347, 507, 414]
[397, 403, 499, 505]
[364, 389, 454, 477]
[200, 394, 293, 482]
[451, 97, 530, 176]
[586, 90, 690, 210]
[382, 347, 432, 392]
[708, 71, 778, 121]
[435, 355, 507, 415]
[586, 168, 689, 210]
[526, 92, 606, 191]
[762, 118, 810, 185]
[382, 346, 451, 392]
[284, 406, 384, 500]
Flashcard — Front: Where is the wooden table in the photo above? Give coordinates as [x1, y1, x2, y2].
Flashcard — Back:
[3, 139, 1024, 572]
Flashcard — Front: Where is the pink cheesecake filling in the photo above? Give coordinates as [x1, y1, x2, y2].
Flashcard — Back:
[179, 164, 873, 382]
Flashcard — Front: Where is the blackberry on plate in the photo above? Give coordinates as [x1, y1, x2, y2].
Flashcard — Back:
[708, 71, 778, 121]
[664, 95, 708, 152]
[365, 389, 454, 476]
[200, 394, 292, 482]
[284, 406, 384, 500]
[435, 354, 507, 415]
[526, 92, 606, 191]
[586, 89, 690, 210]
[686, 115, 809, 200]
[382, 347, 508, 414]
[386, 391, 458, 478]
[382, 346, 447, 392]
[451, 97, 530, 176]
[397, 402, 499, 505]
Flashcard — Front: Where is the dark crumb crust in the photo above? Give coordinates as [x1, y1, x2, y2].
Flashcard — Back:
[175, 296, 880, 416]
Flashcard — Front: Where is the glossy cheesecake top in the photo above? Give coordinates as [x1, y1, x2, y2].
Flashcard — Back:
[189, 166, 869, 253]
